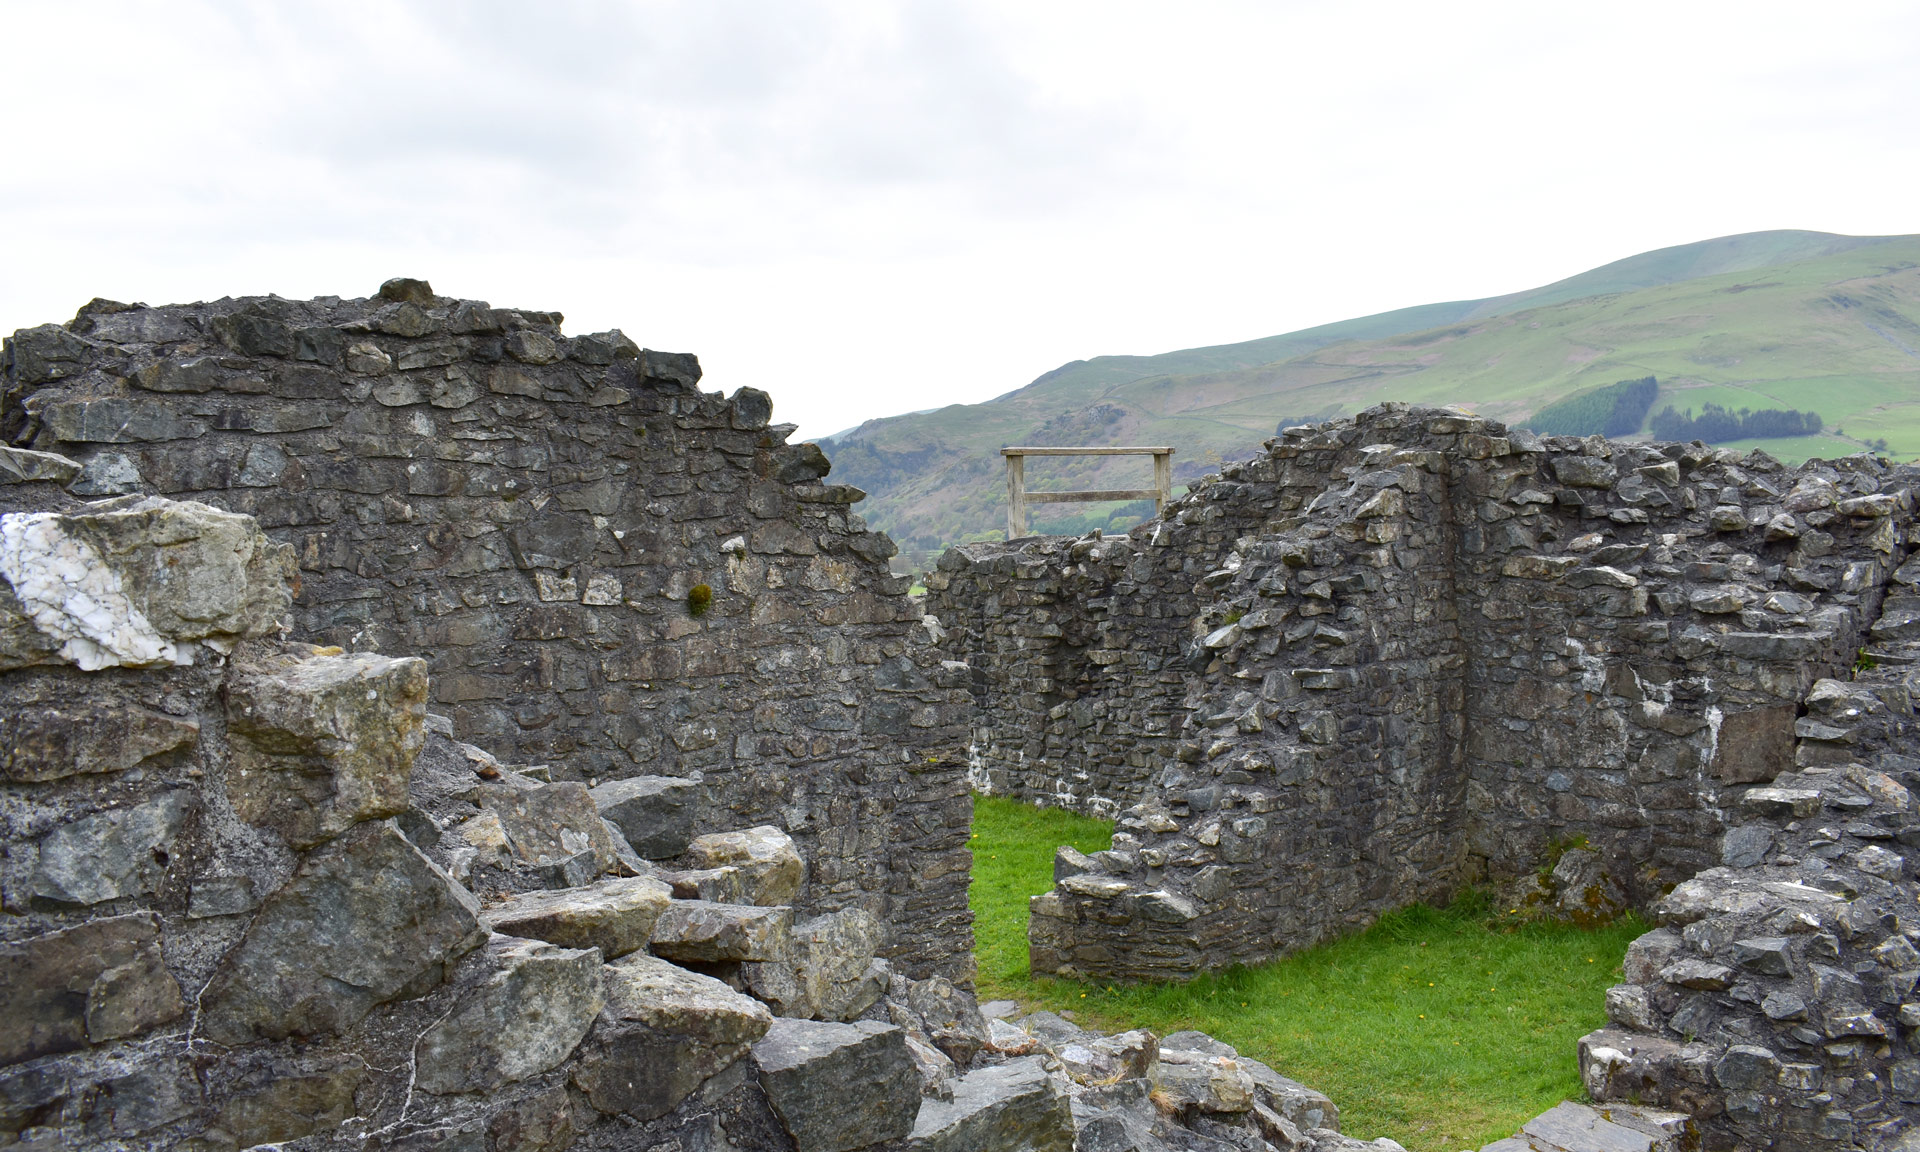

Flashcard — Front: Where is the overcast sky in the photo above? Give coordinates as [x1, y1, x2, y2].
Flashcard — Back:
[3, 2, 1917, 437]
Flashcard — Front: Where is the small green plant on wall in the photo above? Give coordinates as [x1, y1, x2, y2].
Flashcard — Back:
[688, 583, 713, 617]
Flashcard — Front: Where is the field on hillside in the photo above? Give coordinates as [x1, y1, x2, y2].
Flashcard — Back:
[827, 231, 1920, 554]
[969, 795, 1644, 1152]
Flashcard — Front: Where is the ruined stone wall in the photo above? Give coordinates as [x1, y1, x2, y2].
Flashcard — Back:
[1, 283, 974, 981]
[931, 536, 1202, 815]
[928, 454, 1331, 816]
[1579, 561, 1920, 1151]
[0, 484, 964, 1150]
[1447, 428, 1893, 906]
[0, 470, 1367, 1152]
[934, 405, 1913, 980]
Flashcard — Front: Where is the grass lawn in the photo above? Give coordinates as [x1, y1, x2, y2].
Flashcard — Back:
[968, 794, 1646, 1152]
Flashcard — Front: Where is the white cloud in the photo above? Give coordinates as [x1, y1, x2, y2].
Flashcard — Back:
[1, 0, 1916, 436]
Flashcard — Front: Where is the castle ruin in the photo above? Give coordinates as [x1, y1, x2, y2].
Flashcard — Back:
[934, 405, 1920, 1148]
[3, 285, 1920, 1150]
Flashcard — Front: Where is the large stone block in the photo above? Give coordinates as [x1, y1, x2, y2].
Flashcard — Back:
[589, 774, 703, 859]
[1551, 456, 1618, 488]
[1711, 704, 1797, 785]
[506, 512, 596, 570]
[482, 875, 673, 959]
[32, 789, 192, 905]
[225, 644, 429, 849]
[650, 900, 793, 963]
[416, 936, 605, 1095]
[197, 1055, 367, 1150]
[198, 821, 486, 1045]
[684, 824, 805, 906]
[752, 1019, 921, 1152]
[571, 952, 772, 1120]
[0, 703, 199, 783]
[475, 778, 619, 878]
[900, 1056, 1074, 1152]
[1150, 1048, 1255, 1114]
[902, 975, 990, 1066]
[0, 496, 293, 670]
[0, 912, 184, 1066]
[742, 907, 888, 1021]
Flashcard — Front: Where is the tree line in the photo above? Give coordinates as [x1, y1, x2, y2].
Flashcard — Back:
[1648, 402, 1822, 443]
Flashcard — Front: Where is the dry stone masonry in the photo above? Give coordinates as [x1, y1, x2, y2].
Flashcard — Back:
[1575, 574, 1920, 1151]
[18, 284, 1920, 1148]
[2, 283, 973, 982]
[0, 486, 972, 1151]
[933, 405, 1912, 978]
[935, 403, 1920, 1148]
[0, 287, 1384, 1152]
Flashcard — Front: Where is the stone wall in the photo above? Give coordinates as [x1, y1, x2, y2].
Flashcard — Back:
[927, 467, 1310, 816]
[0, 473, 1371, 1152]
[930, 536, 1195, 815]
[1, 283, 973, 980]
[1579, 560, 1920, 1151]
[931, 405, 1914, 980]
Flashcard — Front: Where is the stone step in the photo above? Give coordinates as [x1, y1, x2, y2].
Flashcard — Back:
[1484, 1100, 1692, 1152]
[1588, 1103, 1693, 1151]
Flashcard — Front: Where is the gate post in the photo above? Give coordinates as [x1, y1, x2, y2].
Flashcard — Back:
[1005, 452, 1027, 539]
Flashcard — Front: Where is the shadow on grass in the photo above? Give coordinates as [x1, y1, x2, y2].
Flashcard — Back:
[967, 794, 1645, 1152]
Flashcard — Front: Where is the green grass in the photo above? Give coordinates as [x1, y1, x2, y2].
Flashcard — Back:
[969, 795, 1117, 988]
[968, 794, 1646, 1152]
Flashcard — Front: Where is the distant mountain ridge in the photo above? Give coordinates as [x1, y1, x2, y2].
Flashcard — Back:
[823, 230, 1920, 558]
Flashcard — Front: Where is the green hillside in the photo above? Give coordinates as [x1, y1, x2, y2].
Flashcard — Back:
[823, 231, 1920, 557]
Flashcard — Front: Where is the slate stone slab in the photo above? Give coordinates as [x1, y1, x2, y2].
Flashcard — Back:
[198, 821, 486, 1044]
[752, 1018, 920, 1152]
[1522, 1101, 1653, 1152]
[0, 447, 80, 486]
[482, 875, 672, 959]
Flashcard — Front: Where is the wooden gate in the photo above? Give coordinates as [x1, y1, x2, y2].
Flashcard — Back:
[1000, 446, 1174, 539]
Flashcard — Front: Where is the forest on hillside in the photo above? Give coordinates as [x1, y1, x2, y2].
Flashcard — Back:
[1523, 377, 1659, 438]
[1649, 403, 1823, 443]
